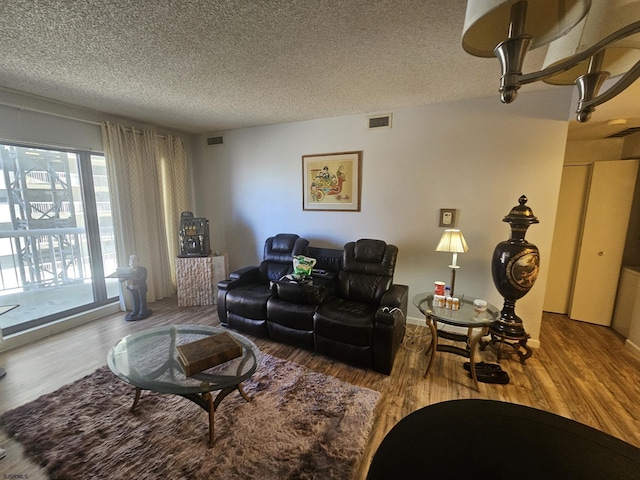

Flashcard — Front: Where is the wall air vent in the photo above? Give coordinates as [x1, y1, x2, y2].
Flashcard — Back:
[607, 127, 640, 138]
[368, 114, 392, 130]
[206, 135, 224, 146]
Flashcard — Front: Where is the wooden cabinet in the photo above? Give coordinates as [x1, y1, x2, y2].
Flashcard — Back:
[176, 255, 228, 306]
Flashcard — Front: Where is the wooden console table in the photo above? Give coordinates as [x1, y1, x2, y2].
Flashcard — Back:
[176, 254, 228, 306]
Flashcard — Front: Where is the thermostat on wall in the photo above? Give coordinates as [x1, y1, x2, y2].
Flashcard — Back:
[439, 209, 458, 227]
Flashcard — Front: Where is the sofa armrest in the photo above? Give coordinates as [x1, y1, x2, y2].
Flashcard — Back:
[218, 266, 259, 290]
[373, 284, 409, 374]
[375, 284, 408, 325]
[375, 306, 403, 326]
[380, 284, 408, 309]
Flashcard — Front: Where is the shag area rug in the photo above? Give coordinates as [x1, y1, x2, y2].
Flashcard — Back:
[1, 354, 380, 479]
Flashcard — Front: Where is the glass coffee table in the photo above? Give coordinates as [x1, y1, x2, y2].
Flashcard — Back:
[413, 293, 498, 390]
[107, 324, 261, 447]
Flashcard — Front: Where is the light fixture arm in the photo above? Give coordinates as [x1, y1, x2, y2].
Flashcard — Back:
[494, 0, 533, 103]
[576, 58, 640, 121]
[574, 52, 610, 122]
[494, 5, 640, 122]
[495, 36, 534, 103]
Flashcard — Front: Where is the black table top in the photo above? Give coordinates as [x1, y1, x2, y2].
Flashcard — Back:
[367, 399, 640, 480]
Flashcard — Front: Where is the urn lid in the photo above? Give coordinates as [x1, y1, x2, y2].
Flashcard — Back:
[503, 195, 539, 225]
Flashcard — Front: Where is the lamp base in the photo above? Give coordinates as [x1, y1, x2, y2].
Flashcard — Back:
[448, 266, 460, 297]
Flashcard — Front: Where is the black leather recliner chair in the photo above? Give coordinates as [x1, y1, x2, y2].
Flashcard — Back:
[217, 233, 309, 337]
[313, 239, 407, 374]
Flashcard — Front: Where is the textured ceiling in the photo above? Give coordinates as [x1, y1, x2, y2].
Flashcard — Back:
[0, 1, 638, 137]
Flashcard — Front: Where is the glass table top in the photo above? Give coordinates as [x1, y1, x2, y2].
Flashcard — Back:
[107, 324, 261, 395]
[413, 293, 499, 328]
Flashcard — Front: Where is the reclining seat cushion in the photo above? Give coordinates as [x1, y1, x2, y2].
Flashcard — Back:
[226, 283, 273, 319]
[314, 298, 378, 346]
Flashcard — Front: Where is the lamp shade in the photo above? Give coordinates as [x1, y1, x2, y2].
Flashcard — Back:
[462, 0, 591, 57]
[542, 0, 640, 84]
[436, 229, 469, 254]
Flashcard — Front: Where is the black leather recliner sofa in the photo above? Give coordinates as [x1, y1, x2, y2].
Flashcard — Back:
[217, 235, 408, 374]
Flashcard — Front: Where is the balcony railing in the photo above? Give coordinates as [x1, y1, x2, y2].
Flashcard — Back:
[0, 228, 117, 291]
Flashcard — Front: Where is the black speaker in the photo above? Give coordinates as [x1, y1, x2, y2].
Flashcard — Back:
[178, 212, 211, 257]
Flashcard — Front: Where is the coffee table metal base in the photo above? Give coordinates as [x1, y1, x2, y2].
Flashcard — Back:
[130, 383, 252, 447]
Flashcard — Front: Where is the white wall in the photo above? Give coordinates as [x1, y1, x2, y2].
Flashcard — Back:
[192, 89, 572, 344]
[0, 103, 103, 151]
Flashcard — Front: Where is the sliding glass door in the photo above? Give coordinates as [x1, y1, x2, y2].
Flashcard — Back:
[0, 144, 118, 336]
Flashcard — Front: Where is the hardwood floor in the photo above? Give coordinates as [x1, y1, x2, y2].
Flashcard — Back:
[1, 298, 639, 479]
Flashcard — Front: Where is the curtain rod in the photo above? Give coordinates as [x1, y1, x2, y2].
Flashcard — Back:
[114, 124, 169, 140]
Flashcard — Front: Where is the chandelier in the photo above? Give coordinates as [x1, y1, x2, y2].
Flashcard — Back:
[462, 0, 640, 122]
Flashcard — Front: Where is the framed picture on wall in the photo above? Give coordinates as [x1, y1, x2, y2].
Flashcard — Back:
[302, 151, 362, 211]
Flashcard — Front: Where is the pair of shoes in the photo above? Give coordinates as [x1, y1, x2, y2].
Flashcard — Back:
[463, 362, 510, 384]
[463, 361, 502, 372]
[469, 369, 510, 384]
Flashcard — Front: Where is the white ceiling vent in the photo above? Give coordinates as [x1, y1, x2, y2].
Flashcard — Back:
[368, 114, 392, 130]
[206, 135, 224, 146]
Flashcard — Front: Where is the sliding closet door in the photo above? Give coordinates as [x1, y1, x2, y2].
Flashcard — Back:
[544, 164, 591, 314]
[570, 160, 639, 326]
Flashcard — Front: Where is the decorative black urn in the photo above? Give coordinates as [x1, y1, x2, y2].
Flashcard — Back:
[491, 195, 540, 337]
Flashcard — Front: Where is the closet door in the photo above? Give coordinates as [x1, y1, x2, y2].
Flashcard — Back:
[570, 160, 639, 326]
[544, 165, 590, 314]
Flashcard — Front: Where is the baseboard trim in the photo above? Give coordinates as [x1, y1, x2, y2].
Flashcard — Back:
[624, 338, 640, 359]
[406, 315, 424, 327]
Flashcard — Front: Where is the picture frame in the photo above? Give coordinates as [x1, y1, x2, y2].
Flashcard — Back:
[302, 151, 362, 211]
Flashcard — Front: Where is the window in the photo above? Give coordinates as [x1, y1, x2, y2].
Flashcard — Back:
[0, 144, 118, 336]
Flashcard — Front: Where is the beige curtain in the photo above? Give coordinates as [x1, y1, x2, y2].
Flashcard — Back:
[101, 122, 188, 301]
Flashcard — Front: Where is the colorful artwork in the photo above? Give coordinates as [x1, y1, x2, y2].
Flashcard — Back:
[302, 151, 361, 211]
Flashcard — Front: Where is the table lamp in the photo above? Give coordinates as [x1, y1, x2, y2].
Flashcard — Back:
[436, 229, 469, 297]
